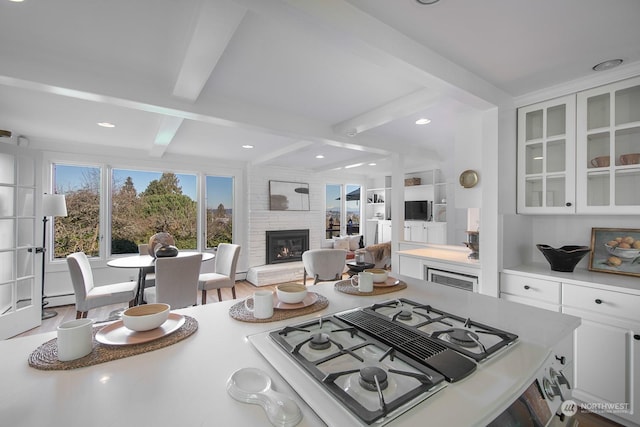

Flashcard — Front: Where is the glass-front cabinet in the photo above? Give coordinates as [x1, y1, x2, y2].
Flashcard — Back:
[517, 94, 576, 213]
[576, 76, 640, 213]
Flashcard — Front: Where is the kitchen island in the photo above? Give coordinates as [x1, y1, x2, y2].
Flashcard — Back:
[0, 275, 579, 427]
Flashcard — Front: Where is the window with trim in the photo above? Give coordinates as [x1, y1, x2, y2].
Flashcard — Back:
[52, 164, 101, 258]
[205, 175, 233, 248]
[325, 184, 342, 239]
[51, 163, 234, 259]
[111, 169, 197, 254]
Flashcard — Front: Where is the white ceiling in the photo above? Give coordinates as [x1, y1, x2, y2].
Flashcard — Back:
[1, 0, 639, 174]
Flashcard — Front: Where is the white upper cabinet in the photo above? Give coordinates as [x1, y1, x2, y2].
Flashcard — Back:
[517, 94, 576, 213]
[576, 75, 640, 214]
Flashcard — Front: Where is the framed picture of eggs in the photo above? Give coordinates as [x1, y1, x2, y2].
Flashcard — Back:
[589, 228, 640, 277]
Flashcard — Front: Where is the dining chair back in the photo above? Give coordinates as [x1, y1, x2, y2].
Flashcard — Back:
[144, 253, 202, 309]
[67, 252, 137, 319]
[302, 248, 347, 285]
[198, 243, 241, 303]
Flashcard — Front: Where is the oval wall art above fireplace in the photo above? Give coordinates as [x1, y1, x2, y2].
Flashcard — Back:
[269, 180, 310, 211]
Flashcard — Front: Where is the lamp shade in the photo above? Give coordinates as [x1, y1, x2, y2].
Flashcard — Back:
[42, 194, 68, 217]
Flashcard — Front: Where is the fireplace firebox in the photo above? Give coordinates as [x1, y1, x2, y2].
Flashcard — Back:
[266, 229, 309, 264]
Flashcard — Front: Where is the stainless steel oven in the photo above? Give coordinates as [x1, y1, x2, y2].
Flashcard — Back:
[426, 267, 478, 292]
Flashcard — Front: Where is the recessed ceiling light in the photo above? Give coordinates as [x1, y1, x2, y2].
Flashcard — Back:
[368, 163, 377, 166]
[592, 59, 623, 71]
[8, 0, 25, 3]
[242, 144, 254, 149]
[97, 122, 115, 128]
[315, 154, 325, 159]
[415, 118, 431, 125]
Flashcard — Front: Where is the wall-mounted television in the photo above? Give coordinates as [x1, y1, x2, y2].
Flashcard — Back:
[405, 200, 432, 221]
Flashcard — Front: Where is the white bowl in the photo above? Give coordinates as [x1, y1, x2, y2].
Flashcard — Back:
[276, 284, 308, 304]
[605, 244, 640, 260]
[364, 268, 388, 283]
[122, 303, 170, 331]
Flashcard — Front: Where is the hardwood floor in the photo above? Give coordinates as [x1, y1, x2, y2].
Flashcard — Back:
[11, 279, 288, 339]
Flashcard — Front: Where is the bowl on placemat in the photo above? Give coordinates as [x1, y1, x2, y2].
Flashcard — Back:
[276, 283, 308, 304]
[364, 268, 388, 283]
[122, 303, 170, 331]
[536, 244, 591, 272]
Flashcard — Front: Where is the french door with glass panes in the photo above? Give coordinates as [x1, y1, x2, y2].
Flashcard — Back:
[0, 143, 41, 339]
[517, 94, 576, 214]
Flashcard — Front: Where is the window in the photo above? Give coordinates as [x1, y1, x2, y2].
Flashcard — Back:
[52, 164, 101, 258]
[325, 184, 362, 238]
[52, 162, 235, 259]
[111, 169, 197, 254]
[205, 175, 233, 248]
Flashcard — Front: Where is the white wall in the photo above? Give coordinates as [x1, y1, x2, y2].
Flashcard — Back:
[246, 165, 366, 269]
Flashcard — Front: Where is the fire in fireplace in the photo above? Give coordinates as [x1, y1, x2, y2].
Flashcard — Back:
[266, 229, 309, 264]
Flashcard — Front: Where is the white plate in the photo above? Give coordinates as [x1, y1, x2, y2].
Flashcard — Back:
[273, 292, 319, 310]
[95, 313, 185, 346]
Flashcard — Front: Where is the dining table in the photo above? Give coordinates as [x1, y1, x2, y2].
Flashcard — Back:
[107, 251, 215, 305]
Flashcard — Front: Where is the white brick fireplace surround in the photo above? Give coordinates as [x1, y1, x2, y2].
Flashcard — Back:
[246, 166, 363, 286]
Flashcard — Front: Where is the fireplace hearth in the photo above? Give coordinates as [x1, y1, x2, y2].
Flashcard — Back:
[266, 229, 309, 264]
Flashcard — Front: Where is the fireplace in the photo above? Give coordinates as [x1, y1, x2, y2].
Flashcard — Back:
[266, 229, 309, 264]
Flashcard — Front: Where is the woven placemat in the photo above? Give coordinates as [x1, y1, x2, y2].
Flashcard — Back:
[28, 315, 198, 371]
[229, 293, 329, 323]
[334, 279, 407, 296]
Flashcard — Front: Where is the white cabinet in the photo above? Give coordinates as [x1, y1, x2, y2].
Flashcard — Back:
[562, 283, 640, 426]
[576, 75, 640, 213]
[398, 255, 424, 280]
[499, 273, 561, 312]
[377, 220, 392, 243]
[517, 76, 640, 214]
[517, 94, 576, 213]
[404, 221, 447, 244]
[502, 268, 640, 426]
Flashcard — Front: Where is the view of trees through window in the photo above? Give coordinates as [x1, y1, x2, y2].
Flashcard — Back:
[111, 169, 197, 254]
[52, 164, 101, 258]
[52, 164, 233, 259]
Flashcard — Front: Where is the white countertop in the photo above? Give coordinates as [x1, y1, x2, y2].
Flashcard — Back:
[0, 276, 579, 427]
[398, 246, 480, 269]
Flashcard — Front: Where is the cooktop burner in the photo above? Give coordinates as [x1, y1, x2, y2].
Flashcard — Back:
[366, 299, 518, 362]
[266, 298, 518, 425]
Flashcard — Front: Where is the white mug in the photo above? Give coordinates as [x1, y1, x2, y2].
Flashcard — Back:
[57, 318, 94, 361]
[246, 290, 274, 319]
[351, 271, 374, 293]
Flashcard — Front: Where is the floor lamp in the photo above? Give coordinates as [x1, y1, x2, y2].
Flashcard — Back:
[41, 193, 67, 320]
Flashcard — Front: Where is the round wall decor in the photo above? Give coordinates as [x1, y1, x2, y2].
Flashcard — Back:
[459, 170, 479, 188]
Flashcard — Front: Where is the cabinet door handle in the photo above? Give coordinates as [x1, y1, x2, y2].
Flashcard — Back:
[595, 299, 602, 304]
[565, 202, 572, 207]
[524, 285, 530, 290]
[634, 335, 640, 341]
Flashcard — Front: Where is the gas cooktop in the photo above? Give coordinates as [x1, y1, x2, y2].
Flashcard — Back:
[252, 298, 519, 426]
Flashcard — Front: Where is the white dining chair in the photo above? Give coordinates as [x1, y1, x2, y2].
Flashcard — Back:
[144, 253, 202, 309]
[302, 249, 347, 285]
[67, 252, 138, 319]
[198, 243, 241, 304]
